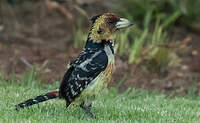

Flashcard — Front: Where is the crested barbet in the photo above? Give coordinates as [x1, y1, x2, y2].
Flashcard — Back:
[16, 13, 133, 118]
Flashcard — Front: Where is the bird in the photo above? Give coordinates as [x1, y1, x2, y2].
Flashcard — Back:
[15, 13, 133, 118]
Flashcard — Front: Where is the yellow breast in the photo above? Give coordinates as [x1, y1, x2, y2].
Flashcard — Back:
[71, 45, 115, 106]
[102, 61, 114, 85]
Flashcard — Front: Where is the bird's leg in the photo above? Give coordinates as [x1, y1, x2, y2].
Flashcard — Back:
[65, 100, 71, 108]
[80, 102, 96, 119]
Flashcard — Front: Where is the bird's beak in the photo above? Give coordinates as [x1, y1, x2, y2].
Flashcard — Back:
[115, 18, 133, 29]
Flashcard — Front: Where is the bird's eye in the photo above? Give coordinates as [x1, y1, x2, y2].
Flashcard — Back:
[108, 21, 114, 24]
[97, 28, 103, 34]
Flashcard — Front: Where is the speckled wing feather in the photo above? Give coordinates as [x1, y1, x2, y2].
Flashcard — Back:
[59, 48, 108, 106]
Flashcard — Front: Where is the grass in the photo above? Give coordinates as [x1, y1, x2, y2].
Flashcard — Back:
[71, 0, 185, 76]
[71, 0, 184, 73]
[115, 0, 200, 67]
[1, 78, 200, 122]
[73, 19, 87, 49]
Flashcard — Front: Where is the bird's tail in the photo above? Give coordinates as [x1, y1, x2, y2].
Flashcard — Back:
[15, 89, 59, 110]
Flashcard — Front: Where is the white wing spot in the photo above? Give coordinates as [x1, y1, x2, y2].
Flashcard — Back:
[80, 87, 83, 91]
[33, 99, 38, 102]
[44, 95, 48, 100]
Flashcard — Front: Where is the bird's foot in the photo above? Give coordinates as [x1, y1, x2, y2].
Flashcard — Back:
[80, 103, 96, 119]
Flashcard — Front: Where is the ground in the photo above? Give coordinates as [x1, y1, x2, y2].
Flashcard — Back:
[0, 1, 200, 96]
[1, 29, 200, 96]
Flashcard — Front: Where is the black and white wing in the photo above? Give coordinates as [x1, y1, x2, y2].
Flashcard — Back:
[59, 48, 108, 106]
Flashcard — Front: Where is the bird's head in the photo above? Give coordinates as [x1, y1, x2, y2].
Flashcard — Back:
[88, 13, 133, 43]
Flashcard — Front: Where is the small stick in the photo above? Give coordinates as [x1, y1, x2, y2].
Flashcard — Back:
[20, 57, 33, 69]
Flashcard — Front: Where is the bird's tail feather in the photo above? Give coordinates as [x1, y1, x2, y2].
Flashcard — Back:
[16, 89, 59, 110]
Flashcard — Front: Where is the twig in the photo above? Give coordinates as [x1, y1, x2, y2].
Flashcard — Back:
[20, 57, 33, 69]
[45, 0, 73, 21]
[73, 4, 88, 18]
[40, 60, 49, 71]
